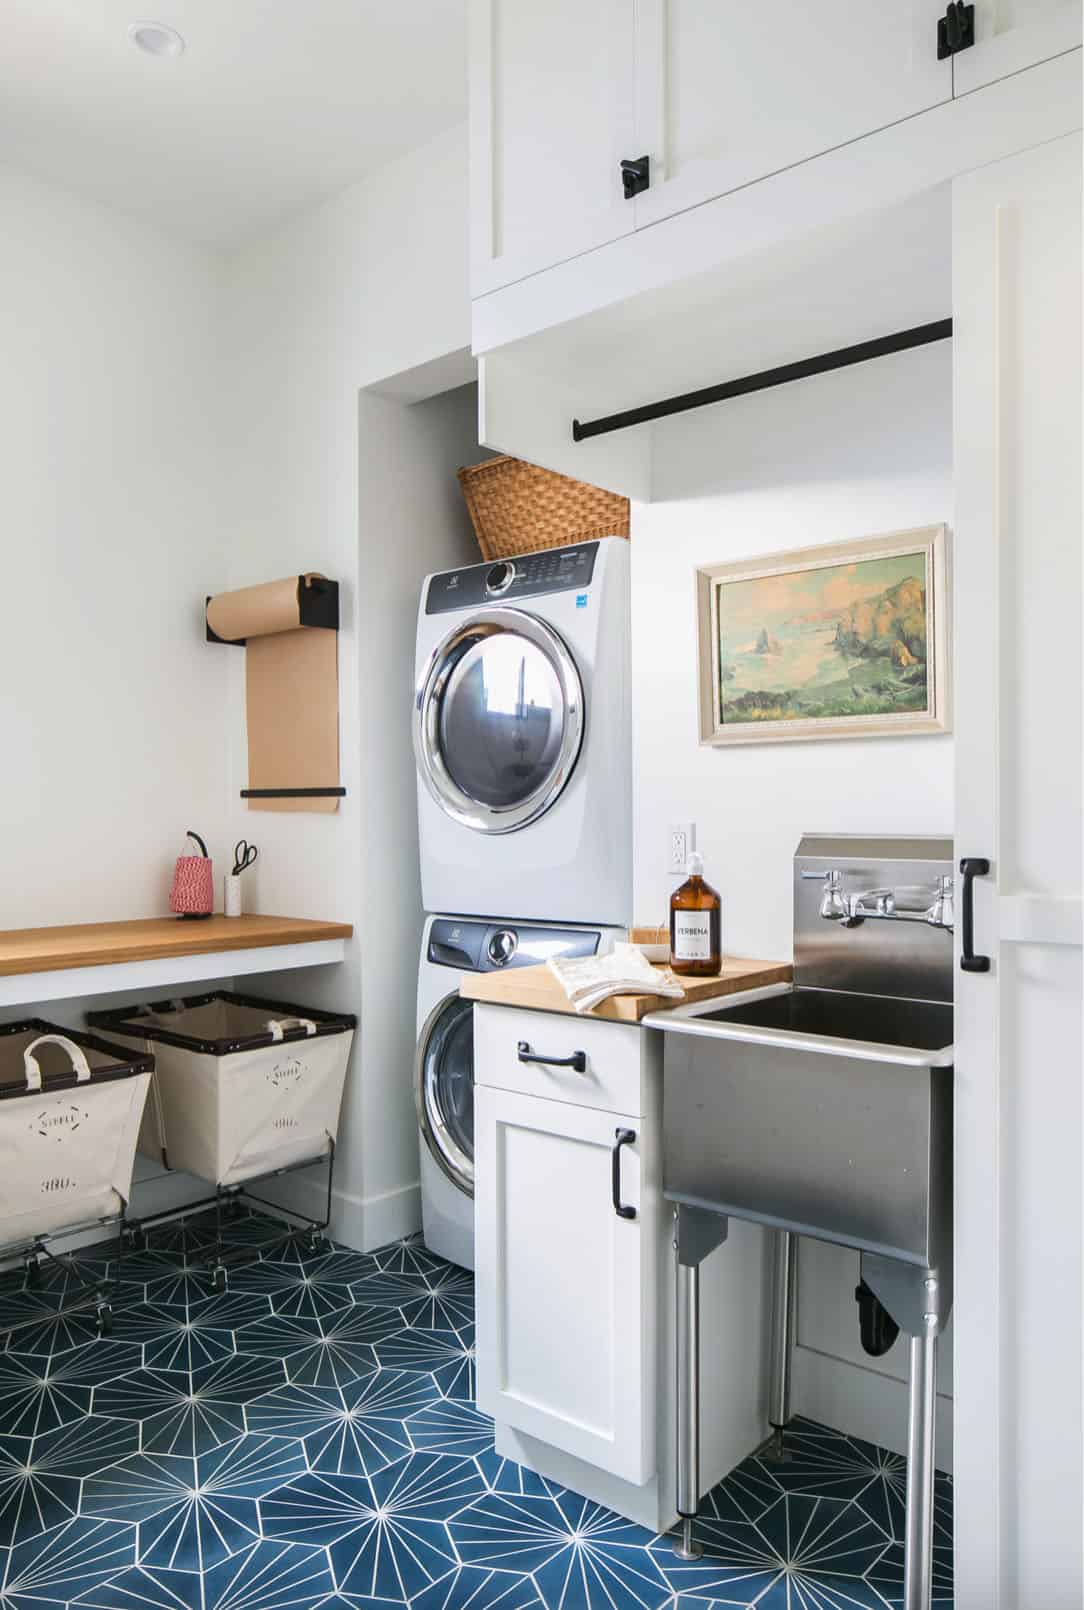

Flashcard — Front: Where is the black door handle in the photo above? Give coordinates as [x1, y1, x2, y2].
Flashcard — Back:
[959, 857, 991, 972]
[620, 156, 650, 200]
[612, 1127, 637, 1220]
[517, 1040, 586, 1073]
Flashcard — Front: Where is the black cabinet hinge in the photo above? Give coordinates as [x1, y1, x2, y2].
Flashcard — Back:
[938, 2, 974, 58]
[620, 155, 650, 200]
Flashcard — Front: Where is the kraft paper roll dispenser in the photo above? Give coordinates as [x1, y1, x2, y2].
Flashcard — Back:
[206, 574, 344, 812]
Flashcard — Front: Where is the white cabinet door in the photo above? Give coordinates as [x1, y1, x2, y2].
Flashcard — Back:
[953, 0, 1081, 96]
[633, 0, 951, 228]
[475, 1085, 656, 1483]
[470, 0, 636, 296]
[952, 133, 1082, 1609]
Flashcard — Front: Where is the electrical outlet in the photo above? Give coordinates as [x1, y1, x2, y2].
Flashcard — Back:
[668, 821, 696, 875]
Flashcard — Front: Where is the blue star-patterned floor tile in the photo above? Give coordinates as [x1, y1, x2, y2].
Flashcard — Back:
[247, 1369, 440, 1475]
[2, 1515, 136, 1602]
[373, 1324, 476, 1399]
[76, 1562, 205, 1609]
[0, 1216, 950, 1608]
[407, 1395, 494, 1459]
[410, 1564, 544, 1610]
[202, 1539, 334, 1610]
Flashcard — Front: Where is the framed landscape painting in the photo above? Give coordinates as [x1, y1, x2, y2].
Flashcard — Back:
[696, 526, 950, 745]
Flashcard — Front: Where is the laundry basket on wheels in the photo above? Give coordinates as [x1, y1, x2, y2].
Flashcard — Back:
[89, 991, 355, 1288]
[0, 1021, 152, 1339]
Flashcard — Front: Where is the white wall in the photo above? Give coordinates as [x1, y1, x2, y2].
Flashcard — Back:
[219, 125, 476, 1249]
[0, 166, 229, 926]
[632, 338, 955, 1460]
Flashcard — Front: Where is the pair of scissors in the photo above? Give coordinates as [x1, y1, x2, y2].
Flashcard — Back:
[232, 840, 258, 876]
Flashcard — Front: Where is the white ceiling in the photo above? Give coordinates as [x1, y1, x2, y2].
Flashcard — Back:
[0, 1, 468, 248]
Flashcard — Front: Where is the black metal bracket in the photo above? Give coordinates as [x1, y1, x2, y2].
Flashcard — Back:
[959, 856, 991, 972]
[612, 1127, 637, 1219]
[938, 2, 975, 59]
[572, 319, 952, 442]
[620, 155, 650, 200]
[206, 576, 340, 644]
[517, 1040, 587, 1073]
[241, 787, 346, 800]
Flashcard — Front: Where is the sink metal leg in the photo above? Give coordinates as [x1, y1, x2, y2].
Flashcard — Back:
[766, 1228, 796, 1461]
[675, 1257, 703, 1560]
[903, 1323, 938, 1610]
[671, 1204, 728, 1561]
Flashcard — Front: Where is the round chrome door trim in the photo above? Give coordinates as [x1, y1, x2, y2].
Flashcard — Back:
[413, 607, 585, 835]
[415, 992, 474, 1198]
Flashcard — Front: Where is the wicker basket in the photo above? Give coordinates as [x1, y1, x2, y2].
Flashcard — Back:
[457, 456, 630, 562]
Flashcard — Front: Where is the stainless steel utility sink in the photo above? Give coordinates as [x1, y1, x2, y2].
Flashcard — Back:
[649, 981, 953, 1266]
[646, 836, 956, 1610]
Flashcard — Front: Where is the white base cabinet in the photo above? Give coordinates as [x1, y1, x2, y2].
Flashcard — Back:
[474, 1001, 770, 1529]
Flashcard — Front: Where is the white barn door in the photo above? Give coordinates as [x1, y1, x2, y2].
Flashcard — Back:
[953, 132, 1083, 1610]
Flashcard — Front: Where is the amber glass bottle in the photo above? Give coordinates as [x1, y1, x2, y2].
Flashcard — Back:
[669, 852, 722, 977]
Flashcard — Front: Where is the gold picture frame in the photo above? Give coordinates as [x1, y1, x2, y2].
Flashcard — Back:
[696, 525, 951, 746]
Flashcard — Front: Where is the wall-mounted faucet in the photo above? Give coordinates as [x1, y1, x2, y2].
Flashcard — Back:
[802, 869, 954, 932]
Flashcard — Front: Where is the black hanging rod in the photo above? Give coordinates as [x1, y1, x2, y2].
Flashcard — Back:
[571, 318, 953, 443]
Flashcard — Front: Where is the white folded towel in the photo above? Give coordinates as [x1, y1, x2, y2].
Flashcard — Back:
[547, 942, 686, 1014]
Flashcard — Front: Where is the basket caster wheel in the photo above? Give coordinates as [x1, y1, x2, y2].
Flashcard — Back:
[308, 1235, 328, 1255]
[210, 1265, 228, 1295]
[24, 1257, 41, 1287]
[96, 1305, 113, 1337]
[224, 1198, 244, 1222]
[122, 1226, 145, 1253]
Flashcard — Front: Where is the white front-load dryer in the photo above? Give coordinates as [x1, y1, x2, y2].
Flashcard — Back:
[415, 912, 623, 1269]
[414, 537, 631, 926]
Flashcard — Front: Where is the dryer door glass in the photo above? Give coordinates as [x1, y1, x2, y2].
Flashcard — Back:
[416, 995, 474, 1197]
[415, 613, 584, 834]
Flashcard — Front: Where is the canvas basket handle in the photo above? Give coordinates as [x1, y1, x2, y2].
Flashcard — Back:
[23, 1034, 92, 1092]
[265, 1017, 318, 1042]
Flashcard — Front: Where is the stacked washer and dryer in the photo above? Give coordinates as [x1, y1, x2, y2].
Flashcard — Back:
[412, 537, 632, 1268]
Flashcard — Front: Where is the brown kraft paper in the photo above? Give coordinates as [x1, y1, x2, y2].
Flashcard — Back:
[208, 576, 341, 814]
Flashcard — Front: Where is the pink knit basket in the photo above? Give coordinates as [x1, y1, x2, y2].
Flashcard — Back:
[170, 852, 214, 916]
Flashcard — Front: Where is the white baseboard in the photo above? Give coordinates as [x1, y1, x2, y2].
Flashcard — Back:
[792, 1344, 954, 1474]
[250, 1165, 422, 1254]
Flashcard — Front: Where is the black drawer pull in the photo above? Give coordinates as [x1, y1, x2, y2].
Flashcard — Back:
[612, 1127, 637, 1220]
[517, 1040, 587, 1073]
[959, 856, 991, 973]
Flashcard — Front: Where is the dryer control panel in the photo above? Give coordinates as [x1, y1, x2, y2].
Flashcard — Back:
[428, 919, 601, 973]
[425, 541, 600, 614]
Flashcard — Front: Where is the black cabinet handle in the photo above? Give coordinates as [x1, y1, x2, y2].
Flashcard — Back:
[517, 1040, 586, 1073]
[612, 1127, 637, 1220]
[959, 857, 991, 973]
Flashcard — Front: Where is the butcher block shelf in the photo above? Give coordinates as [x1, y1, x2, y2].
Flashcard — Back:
[459, 955, 792, 1023]
[0, 914, 353, 1009]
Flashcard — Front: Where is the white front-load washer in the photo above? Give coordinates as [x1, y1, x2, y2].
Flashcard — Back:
[414, 537, 631, 926]
[416, 912, 623, 1269]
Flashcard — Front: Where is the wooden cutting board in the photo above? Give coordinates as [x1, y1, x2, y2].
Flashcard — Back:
[459, 955, 792, 1023]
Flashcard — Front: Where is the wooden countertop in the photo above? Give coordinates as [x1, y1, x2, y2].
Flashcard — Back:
[0, 914, 354, 978]
[460, 955, 792, 1023]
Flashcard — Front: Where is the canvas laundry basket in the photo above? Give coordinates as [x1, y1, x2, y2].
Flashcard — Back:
[89, 992, 355, 1189]
[0, 1021, 152, 1246]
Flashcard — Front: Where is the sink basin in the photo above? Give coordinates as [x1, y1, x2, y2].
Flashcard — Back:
[697, 985, 953, 1059]
[647, 984, 953, 1266]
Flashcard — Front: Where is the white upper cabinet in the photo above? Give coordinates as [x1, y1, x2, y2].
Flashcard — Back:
[632, 0, 951, 229]
[952, 0, 1082, 95]
[470, 0, 636, 295]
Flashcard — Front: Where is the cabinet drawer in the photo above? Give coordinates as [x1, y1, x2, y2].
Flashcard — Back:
[473, 1004, 647, 1116]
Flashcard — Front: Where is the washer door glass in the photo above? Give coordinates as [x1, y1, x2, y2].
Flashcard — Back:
[416, 995, 474, 1197]
[414, 611, 584, 834]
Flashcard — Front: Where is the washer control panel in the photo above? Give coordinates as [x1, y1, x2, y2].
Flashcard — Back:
[428, 919, 601, 973]
[425, 541, 600, 614]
